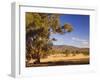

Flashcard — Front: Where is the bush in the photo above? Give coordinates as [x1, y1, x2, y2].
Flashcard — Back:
[82, 51, 89, 56]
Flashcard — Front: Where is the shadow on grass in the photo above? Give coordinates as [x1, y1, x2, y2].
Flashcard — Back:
[26, 58, 89, 67]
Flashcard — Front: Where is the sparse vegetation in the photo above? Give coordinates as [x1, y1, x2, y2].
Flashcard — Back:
[82, 51, 89, 56]
[25, 12, 89, 67]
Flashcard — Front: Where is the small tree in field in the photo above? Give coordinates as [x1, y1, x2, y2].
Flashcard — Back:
[63, 49, 69, 56]
[26, 12, 73, 63]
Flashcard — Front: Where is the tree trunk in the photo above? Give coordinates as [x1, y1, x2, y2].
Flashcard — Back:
[37, 55, 40, 63]
[34, 51, 40, 64]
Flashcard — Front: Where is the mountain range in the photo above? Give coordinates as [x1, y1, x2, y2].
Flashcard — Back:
[52, 45, 89, 52]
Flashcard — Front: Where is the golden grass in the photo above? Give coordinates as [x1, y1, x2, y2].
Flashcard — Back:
[28, 53, 89, 63]
[41, 53, 89, 62]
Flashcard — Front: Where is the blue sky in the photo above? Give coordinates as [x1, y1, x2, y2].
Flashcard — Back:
[50, 14, 90, 48]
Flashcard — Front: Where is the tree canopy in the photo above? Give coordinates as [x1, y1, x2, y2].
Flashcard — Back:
[26, 12, 73, 63]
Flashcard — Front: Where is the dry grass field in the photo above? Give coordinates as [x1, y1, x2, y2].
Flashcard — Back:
[26, 53, 89, 67]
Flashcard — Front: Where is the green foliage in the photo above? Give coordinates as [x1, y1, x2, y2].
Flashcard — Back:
[63, 49, 70, 56]
[63, 24, 73, 32]
[82, 51, 89, 56]
[26, 12, 73, 63]
[75, 50, 80, 54]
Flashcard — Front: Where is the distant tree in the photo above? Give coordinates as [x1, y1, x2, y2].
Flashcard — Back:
[71, 51, 76, 56]
[76, 50, 79, 54]
[82, 51, 89, 56]
[63, 49, 69, 56]
[26, 12, 73, 63]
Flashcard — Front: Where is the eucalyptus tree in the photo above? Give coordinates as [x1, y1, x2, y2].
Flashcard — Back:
[26, 12, 73, 63]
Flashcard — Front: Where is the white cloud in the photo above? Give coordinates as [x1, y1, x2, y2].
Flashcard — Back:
[80, 41, 89, 48]
[72, 37, 87, 42]
[72, 37, 89, 48]
[81, 41, 89, 44]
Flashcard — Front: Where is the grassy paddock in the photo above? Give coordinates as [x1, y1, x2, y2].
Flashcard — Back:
[26, 53, 89, 67]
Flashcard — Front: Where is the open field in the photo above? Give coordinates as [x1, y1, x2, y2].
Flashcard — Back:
[26, 53, 89, 67]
